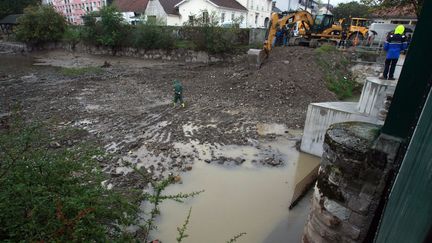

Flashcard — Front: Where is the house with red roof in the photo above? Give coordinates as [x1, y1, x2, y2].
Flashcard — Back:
[144, 0, 271, 27]
[113, 0, 149, 24]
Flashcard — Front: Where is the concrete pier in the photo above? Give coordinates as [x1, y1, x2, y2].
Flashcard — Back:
[303, 122, 399, 243]
[357, 77, 396, 117]
[247, 48, 265, 69]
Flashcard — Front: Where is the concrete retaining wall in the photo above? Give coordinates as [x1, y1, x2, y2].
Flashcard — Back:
[0, 41, 231, 64]
[300, 102, 380, 157]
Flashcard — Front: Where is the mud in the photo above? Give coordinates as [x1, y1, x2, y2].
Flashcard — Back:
[1, 46, 336, 186]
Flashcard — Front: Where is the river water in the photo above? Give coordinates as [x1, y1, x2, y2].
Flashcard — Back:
[152, 136, 319, 243]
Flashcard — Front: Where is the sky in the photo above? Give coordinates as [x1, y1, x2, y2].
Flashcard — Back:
[275, 0, 360, 11]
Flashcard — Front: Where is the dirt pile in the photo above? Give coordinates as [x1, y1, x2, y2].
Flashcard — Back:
[178, 46, 337, 127]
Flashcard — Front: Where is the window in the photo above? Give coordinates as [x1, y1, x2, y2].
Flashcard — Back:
[189, 15, 194, 24]
[202, 11, 209, 23]
[231, 13, 234, 21]
[147, 15, 156, 23]
[251, 1, 253, 9]
[221, 12, 225, 23]
[255, 13, 258, 24]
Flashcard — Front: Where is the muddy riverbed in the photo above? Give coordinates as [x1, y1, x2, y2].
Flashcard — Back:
[1, 47, 330, 241]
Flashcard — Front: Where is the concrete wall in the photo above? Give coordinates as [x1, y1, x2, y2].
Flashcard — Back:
[300, 102, 379, 157]
[249, 28, 267, 45]
[303, 122, 401, 243]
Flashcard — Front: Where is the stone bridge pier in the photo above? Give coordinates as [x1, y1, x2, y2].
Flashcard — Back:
[303, 121, 401, 243]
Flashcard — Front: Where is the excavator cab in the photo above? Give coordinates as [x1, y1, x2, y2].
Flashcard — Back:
[310, 14, 334, 34]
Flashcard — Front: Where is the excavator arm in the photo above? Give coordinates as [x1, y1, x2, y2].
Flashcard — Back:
[263, 11, 314, 53]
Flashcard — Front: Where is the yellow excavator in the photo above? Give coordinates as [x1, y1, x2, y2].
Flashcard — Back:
[339, 17, 370, 44]
[263, 10, 314, 53]
[264, 11, 370, 51]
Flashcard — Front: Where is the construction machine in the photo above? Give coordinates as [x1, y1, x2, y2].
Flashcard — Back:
[339, 17, 370, 43]
[264, 11, 370, 50]
[263, 11, 314, 53]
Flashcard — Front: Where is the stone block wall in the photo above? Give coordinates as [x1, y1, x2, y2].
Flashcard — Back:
[1, 41, 232, 64]
[303, 122, 400, 243]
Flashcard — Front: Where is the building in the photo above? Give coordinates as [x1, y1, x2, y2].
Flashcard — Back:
[272, 1, 282, 13]
[144, 0, 271, 28]
[43, 0, 108, 25]
[276, 0, 319, 14]
[113, 0, 148, 24]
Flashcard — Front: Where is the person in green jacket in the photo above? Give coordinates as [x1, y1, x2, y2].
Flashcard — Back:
[173, 79, 185, 108]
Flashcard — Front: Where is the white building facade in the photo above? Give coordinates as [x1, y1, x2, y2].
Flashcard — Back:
[145, 0, 271, 28]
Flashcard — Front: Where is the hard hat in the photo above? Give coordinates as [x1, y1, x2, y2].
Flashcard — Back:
[394, 25, 405, 35]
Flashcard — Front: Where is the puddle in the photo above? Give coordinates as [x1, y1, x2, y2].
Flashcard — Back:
[152, 137, 319, 243]
[257, 123, 288, 135]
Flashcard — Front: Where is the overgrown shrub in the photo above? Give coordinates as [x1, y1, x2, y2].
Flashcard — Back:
[181, 12, 244, 54]
[63, 26, 81, 49]
[0, 114, 139, 241]
[81, 6, 126, 49]
[15, 5, 66, 45]
[132, 19, 175, 50]
[315, 45, 360, 100]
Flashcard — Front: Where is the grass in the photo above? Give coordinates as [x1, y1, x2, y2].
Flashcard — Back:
[315, 45, 360, 100]
[174, 40, 196, 49]
[60, 66, 103, 76]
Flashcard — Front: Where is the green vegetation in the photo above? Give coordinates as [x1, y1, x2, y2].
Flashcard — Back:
[60, 67, 103, 76]
[137, 171, 204, 241]
[133, 18, 175, 50]
[0, 114, 139, 241]
[332, 1, 370, 20]
[361, 0, 423, 18]
[0, 0, 39, 19]
[176, 207, 192, 243]
[15, 5, 66, 45]
[315, 45, 359, 100]
[226, 232, 247, 243]
[81, 6, 127, 49]
[0, 112, 206, 241]
[181, 12, 246, 54]
[12, 5, 247, 54]
[63, 26, 81, 50]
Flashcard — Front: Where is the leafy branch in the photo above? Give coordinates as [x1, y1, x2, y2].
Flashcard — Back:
[226, 232, 247, 243]
[176, 207, 192, 243]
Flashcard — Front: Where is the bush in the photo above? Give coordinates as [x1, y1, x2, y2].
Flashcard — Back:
[181, 12, 243, 54]
[63, 26, 81, 49]
[15, 5, 67, 45]
[132, 19, 175, 50]
[0, 114, 139, 241]
[81, 6, 126, 49]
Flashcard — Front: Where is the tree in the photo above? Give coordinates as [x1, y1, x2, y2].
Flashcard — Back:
[81, 6, 126, 49]
[332, 1, 370, 20]
[15, 5, 66, 45]
[0, 0, 40, 19]
[360, 0, 423, 17]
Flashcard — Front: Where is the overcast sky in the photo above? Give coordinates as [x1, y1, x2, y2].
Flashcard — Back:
[275, 0, 360, 11]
